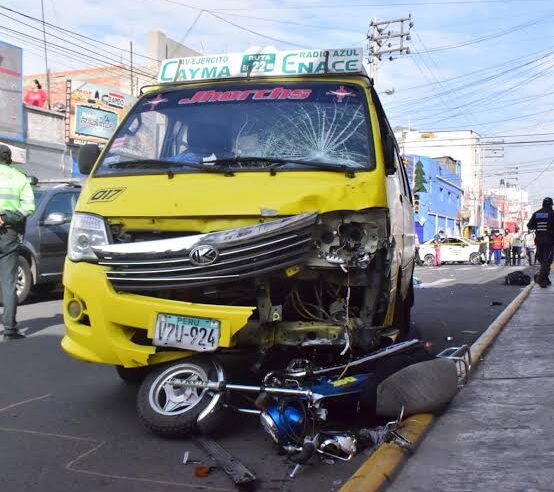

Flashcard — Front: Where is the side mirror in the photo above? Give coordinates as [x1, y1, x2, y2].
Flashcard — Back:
[43, 212, 67, 226]
[78, 144, 101, 175]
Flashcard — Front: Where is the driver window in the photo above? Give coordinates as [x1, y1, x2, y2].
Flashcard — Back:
[43, 192, 76, 220]
[111, 111, 168, 161]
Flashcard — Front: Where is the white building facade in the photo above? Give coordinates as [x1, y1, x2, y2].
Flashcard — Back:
[487, 184, 531, 231]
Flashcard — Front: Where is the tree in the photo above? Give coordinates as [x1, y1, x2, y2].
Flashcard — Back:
[413, 159, 427, 194]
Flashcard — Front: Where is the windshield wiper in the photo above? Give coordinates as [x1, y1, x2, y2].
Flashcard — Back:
[203, 157, 357, 177]
[106, 159, 231, 175]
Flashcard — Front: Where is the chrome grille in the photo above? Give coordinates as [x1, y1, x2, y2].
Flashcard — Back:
[94, 213, 317, 291]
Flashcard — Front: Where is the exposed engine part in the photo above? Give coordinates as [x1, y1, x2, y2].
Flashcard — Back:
[274, 322, 345, 347]
[308, 211, 386, 270]
[318, 434, 358, 461]
[256, 281, 282, 323]
[329, 299, 347, 323]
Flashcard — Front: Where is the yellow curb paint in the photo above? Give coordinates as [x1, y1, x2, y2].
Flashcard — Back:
[340, 283, 535, 492]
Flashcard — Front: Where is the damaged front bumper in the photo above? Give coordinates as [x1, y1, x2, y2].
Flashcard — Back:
[63, 210, 391, 366]
[93, 212, 319, 291]
[62, 261, 254, 366]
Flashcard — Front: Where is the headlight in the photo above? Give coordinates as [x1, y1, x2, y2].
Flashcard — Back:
[68, 213, 110, 262]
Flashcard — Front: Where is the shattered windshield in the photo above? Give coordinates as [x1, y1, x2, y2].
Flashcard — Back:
[95, 82, 374, 176]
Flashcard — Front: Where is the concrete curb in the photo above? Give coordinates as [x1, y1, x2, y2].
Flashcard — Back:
[339, 283, 535, 492]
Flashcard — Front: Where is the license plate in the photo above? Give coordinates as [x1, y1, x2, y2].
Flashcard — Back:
[153, 313, 220, 351]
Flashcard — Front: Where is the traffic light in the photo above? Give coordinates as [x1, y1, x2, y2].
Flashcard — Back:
[414, 196, 420, 214]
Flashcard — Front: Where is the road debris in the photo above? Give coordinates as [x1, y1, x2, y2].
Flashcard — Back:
[194, 437, 257, 490]
[194, 464, 214, 477]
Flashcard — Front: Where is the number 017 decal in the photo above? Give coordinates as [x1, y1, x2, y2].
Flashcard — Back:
[88, 187, 126, 203]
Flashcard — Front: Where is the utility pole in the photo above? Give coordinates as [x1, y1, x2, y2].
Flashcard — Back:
[367, 15, 413, 82]
[129, 41, 134, 96]
[40, 0, 51, 109]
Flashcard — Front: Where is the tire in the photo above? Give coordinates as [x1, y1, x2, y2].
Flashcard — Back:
[423, 254, 434, 266]
[16, 257, 32, 304]
[137, 357, 225, 437]
[469, 253, 481, 265]
[115, 365, 150, 384]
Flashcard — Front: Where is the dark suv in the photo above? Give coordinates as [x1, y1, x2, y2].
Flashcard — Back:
[7, 183, 81, 303]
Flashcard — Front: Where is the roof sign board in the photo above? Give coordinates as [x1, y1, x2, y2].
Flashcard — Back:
[158, 48, 364, 83]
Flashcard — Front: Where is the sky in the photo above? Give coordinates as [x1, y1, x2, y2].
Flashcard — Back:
[4, 0, 554, 205]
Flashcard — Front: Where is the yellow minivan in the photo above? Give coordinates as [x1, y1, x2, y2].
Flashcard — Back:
[62, 48, 415, 435]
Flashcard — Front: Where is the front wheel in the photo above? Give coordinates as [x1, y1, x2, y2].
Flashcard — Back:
[423, 254, 435, 266]
[469, 253, 482, 265]
[137, 357, 225, 437]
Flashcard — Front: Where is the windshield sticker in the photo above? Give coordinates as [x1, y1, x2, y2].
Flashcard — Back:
[240, 53, 276, 74]
[178, 87, 312, 105]
[143, 94, 168, 110]
[326, 86, 355, 103]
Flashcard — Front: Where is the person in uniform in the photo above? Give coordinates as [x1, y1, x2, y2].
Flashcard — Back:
[527, 197, 554, 288]
[0, 145, 36, 340]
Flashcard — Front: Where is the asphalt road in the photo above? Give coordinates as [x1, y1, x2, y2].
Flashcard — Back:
[0, 263, 535, 492]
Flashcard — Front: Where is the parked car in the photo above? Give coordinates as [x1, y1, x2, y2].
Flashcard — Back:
[419, 236, 481, 266]
[1, 183, 81, 304]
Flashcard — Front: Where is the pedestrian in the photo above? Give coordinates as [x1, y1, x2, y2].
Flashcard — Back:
[23, 79, 48, 108]
[491, 230, 503, 266]
[524, 230, 536, 266]
[502, 229, 512, 266]
[433, 230, 443, 267]
[0, 145, 35, 341]
[479, 234, 489, 265]
[510, 226, 523, 266]
[415, 234, 423, 266]
[527, 197, 554, 288]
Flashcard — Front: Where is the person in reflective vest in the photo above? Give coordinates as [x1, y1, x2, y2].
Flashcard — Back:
[527, 197, 554, 288]
[490, 230, 503, 266]
[0, 145, 35, 340]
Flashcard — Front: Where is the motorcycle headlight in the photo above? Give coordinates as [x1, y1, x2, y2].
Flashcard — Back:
[68, 213, 110, 262]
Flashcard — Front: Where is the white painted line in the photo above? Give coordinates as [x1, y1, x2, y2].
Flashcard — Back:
[419, 278, 455, 288]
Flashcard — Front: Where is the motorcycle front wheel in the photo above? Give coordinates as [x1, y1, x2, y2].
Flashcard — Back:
[137, 356, 225, 437]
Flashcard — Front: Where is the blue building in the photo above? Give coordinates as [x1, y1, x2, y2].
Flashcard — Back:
[404, 154, 464, 243]
[483, 196, 500, 230]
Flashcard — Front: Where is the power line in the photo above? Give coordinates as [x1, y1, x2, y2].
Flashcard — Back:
[411, 11, 554, 54]
[387, 49, 554, 112]
[0, 4, 160, 63]
[214, 11, 363, 33]
[212, 0, 552, 11]
[206, 11, 305, 48]
[0, 23, 156, 80]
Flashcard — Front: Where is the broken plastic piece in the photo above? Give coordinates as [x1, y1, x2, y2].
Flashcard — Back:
[194, 465, 211, 477]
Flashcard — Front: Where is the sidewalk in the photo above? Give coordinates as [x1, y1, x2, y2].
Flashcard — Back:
[388, 285, 554, 492]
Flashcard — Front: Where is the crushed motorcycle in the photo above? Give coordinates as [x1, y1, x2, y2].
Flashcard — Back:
[141, 339, 471, 477]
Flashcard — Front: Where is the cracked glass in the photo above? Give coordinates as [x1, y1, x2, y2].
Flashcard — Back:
[95, 82, 375, 176]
